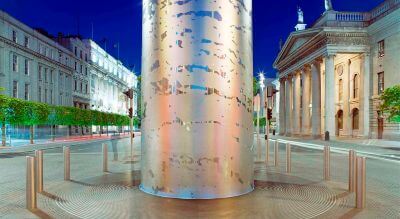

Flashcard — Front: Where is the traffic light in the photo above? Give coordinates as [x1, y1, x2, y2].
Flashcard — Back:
[267, 108, 272, 120]
[129, 108, 133, 118]
[123, 89, 134, 99]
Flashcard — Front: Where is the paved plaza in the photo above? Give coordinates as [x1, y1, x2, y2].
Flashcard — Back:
[0, 136, 399, 218]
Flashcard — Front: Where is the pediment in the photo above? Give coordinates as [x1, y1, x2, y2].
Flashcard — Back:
[274, 28, 321, 68]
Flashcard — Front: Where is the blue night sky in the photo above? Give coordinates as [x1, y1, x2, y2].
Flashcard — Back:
[0, 0, 382, 78]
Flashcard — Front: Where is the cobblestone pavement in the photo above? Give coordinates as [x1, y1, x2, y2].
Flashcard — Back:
[0, 137, 399, 218]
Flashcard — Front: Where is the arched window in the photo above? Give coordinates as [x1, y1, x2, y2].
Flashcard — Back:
[337, 110, 343, 130]
[352, 108, 359, 130]
[338, 79, 343, 101]
[353, 74, 359, 99]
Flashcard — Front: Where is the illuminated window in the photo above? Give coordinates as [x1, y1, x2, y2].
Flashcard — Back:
[12, 30, 17, 43]
[337, 110, 343, 130]
[24, 36, 29, 48]
[12, 54, 18, 72]
[378, 40, 385, 58]
[352, 108, 359, 130]
[12, 81, 18, 98]
[24, 83, 29, 100]
[24, 59, 29, 75]
[378, 72, 384, 95]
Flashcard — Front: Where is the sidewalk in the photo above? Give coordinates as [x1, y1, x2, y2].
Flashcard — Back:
[0, 132, 141, 154]
[270, 134, 400, 161]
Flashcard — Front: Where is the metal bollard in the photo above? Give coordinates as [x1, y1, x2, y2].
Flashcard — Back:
[348, 150, 357, 192]
[274, 141, 279, 166]
[35, 150, 43, 193]
[64, 146, 70, 181]
[103, 143, 108, 172]
[323, 146, 331, 180]
[356, 156, 366, 209]
[265, 139, 270, 165]
[26, 156, 37, 210]
[286, 143, 291, 173]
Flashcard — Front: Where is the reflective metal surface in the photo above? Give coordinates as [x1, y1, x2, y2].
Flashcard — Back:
[26, 156, 36, 210]
[141, 0, 254, 199]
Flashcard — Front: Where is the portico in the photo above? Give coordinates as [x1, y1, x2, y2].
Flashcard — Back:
[275, 28, 371, 139]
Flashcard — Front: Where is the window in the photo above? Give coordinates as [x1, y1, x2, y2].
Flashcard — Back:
[60, 93, 63, 105]
[38, 66, 42, 80]
[352, 108, 359, 130]
[85, 83, 88, 94]
[378, 40, 385, 58]
[85, 67, 88, 76]
[80, 64, 83, 74]
[12, 81, 18, 98]
[44, 89, 48, 103]
[50, 89, 53, 104]
[75, 62, 77, 70]
[74, 80, 77, 91]
[338, 79, 343, 102]
[24, 36, 29, 48]
[50, 70, 53, 83]
[12, 30, 17, 43]
[353, 74, 359, 99]
[337, 110, 343, 130]
[24, 84, 29, 100]
[12, 54, 18, 72]
[80, 82, 83, 92]
[378, 72, 384, 95]
[44, 68, 48, 83]
[24, 59, 29, 75]
[80, 50, 83, 59]
[74, 47, 77, 56]
[85, 53, 88, 62]
[38, 86, 42, 102]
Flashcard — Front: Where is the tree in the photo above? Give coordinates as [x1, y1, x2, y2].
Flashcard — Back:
[380, 85, 400, 123]
[0, 95, 9, 146]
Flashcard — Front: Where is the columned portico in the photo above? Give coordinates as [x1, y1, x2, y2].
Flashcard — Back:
[301, 66, 311, 135]
[324, 55, 336, 138]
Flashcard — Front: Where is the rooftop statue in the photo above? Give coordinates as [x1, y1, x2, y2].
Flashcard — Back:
[325, 0, 333, 11]
[297, 7, 304, 24]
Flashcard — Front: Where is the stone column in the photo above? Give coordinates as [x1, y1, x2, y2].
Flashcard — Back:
[301, 66, 311, 135]
[279, 78, 286, 135]
[311, 61, 321, 138]
[344, 59, 352, 136]
[361, 53, 371, 137]
[325, 55, 336, 137]
[285, 75, 293, 136]
[293, 72, 301, 135]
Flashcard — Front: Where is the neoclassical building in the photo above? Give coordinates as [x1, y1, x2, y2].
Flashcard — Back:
[274, 0, 400, 140]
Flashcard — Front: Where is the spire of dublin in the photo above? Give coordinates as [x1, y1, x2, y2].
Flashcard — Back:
[140, 0, 254, 199]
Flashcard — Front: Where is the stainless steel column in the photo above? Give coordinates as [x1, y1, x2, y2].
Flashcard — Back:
[356, 156, 366, 209]
[103, 143, 108, 172]
[141, 0, 254, 199]
[323, 146, 330, 180]
[26, 156, 36, 210]
[286, 143, 291, 173]
[64, 146, 70, 181]
[35, 150, 43, 193]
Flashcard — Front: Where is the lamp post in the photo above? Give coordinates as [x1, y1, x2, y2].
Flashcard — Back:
[257, 72, 265, 162]
[123, 89, 134, 161]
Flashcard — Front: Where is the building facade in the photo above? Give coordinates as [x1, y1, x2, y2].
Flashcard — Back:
[0, 11, 74, 107]
[274, 0, 400, 140]
[0, 10, 138, 138]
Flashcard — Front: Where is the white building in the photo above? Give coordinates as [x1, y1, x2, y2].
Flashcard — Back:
[83, 39, 137, 116]
[0, 11, 74, 107]
[274, 0, 400, 140]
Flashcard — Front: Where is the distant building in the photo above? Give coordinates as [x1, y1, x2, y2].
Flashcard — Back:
[274, 0, 400, 140]
[0, 11, 74, 107]
[0, 10, 138, 137]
